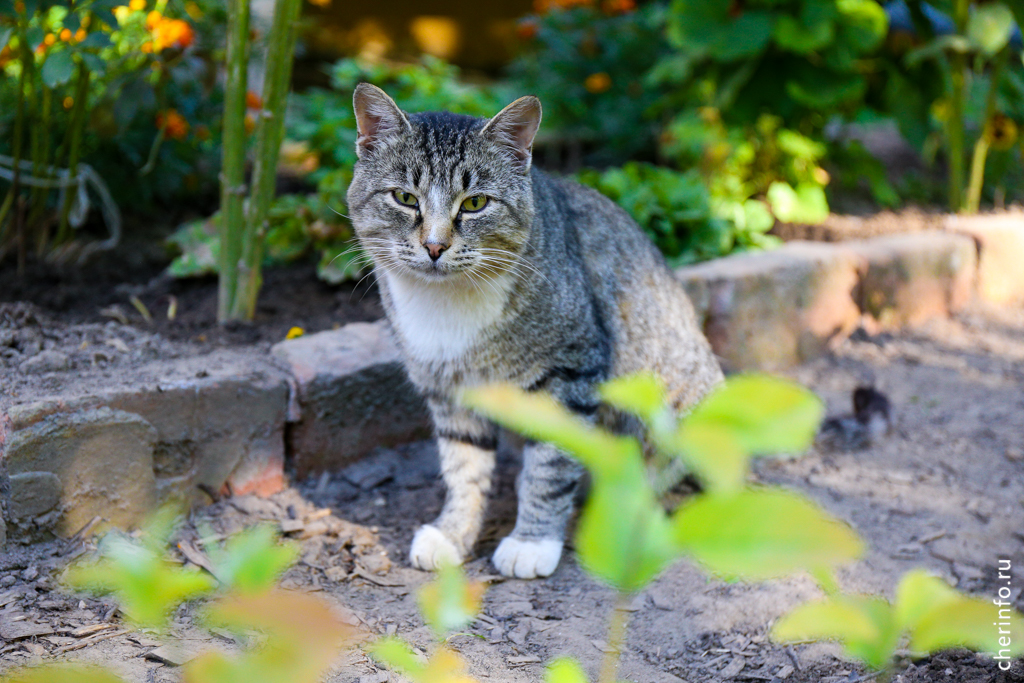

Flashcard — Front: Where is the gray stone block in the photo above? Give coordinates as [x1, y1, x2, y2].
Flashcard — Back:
[272, 322, 431, 477]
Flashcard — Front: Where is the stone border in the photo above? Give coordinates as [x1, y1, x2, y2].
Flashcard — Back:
[2, 220, 1022, 544]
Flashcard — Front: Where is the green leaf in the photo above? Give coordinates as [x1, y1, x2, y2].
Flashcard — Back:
[41, 49, 76, 88]
[672, 488, 864, 580]
[766, 181, 829, 224]
[835, 0, 888, 52]
[369, 638, 425, 676]
[967, 3, 1015, 56]
[773, 595, 900, 670]
[576, 458, 679, 592]
[545, 657, 589, 683]
[896, 570, 1024, 656]
[674, 375, 824, 492]
[205, 524, 298, 593]
[773, 14, 834, 54]
[599, 373, 667, 426]
[65, 535, 215, 629]
[416, 563, 485, 639]
[460, 384, 636, 477]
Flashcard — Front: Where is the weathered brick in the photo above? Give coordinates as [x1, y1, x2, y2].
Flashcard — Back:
[272, 322, 431, 477]
[847, 232, 977, 328]
[5, 408, 157, 537]
[945, 212, 1024, 305]
[677, 242, 863, 371]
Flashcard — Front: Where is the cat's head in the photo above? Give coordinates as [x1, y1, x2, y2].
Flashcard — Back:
[346, 83, 541, 284]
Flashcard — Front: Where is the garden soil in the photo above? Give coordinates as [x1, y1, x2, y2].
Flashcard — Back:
[2, 265, 1024, 681]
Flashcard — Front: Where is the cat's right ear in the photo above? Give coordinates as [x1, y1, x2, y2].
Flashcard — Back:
[353, 83, 410, 158]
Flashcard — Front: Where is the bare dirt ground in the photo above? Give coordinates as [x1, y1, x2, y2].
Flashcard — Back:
[2, 301, 1024, 683]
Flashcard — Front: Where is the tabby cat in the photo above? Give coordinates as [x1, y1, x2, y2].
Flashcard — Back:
[347, 84, 723, 579]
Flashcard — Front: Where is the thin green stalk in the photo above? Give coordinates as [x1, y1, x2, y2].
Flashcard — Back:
[230, 0, 302, 320]
[29, 86, 52, 254]
[56, 59, 90, 244]
[947, 0, 970, 212]
[0, 26, 28, 247]
[965, 48, 1008, 214]
[599, 592, 633, 683]
[218, 0, 250, 322]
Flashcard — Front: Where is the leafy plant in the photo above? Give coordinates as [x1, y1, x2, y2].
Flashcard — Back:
[463, 373, 1024, 682]
[510, 0, 668, 165]
[876, 0, 1024, 212]
[0, 0, 226, 269]
[577, 161, 778, 266]
[11, 505, 349, 683]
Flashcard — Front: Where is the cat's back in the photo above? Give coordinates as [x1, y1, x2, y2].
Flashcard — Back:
[532, 170, 723, 411]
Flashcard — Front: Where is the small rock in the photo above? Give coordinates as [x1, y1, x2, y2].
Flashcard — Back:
[358, 552, 392, 576]
[342, 459, 394, 490]
[146, 644, 192, 666]
[19, 350, 70, 374]
[20, 567, 39, 582]
[489, 600, 534, 619]
[1, 575, 16, 588]
[23, 642, 46, 656]
[324, 566, 348, 583]
[507, 619, 530, 646]
[280, 519, 305, 534]
[0, 617, 55, 640]
[1006, 447, 1023, 462]
[358, 673, 388, 683]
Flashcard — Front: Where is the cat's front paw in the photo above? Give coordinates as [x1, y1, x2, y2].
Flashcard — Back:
[492, 536, 562, 579]
[409, 525, 462, 571]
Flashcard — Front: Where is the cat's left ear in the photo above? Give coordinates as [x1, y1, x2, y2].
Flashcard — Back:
[482, 96, 542, 172]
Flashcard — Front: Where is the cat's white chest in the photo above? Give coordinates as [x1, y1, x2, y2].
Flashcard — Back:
[383, 271, 511, 364]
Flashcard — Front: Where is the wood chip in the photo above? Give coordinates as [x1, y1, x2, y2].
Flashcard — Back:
[351, 567, 406, 587]
[145, 644, 193, 666]
[177, 540, 220, 580]
[719, 657, 745, 679]
[507, 655, 541, 665]
[0, 618, 55, 640]
[591, 639, 616, 654]
[305, 508, 332, 523]
[71, 623, 116, 638]
[280, 519, 305, 534]
[23, 642, 46, 656]
[775, 664, 795, 679]
[52, 629, 128, 654]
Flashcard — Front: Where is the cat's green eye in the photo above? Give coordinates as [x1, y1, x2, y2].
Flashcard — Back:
[461, 195, 489, 212]
[392, 190, 419, 208]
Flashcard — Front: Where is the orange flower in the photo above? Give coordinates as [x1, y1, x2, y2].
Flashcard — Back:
[0, 45, 11, 67]
[516, 19, 538, 40]
[156, 109, 189, 140]
[63, 96, 74, 109]
[14, 1, 24, 13]
[59, 28, 72, 41]
[129, 0, 146, 9]
[146, 10, 161, 29]
[244, 113, 256, 135]
[245, 91, 263, 110]
[43, 33, 56, 46]
[75, 29, 86, 43]
[584, 72, 612, 94]
[602, 0, 634, 13]
[150, 16, 195, 50]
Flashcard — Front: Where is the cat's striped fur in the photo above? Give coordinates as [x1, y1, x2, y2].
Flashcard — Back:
[347, 84, 723, 578]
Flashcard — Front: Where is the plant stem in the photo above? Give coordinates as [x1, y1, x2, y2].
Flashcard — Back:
[217, 0, 250, 322]
[230, 0, 302, 320]
[599, 592, 633, 683]
[0, 20, 28, 250]
[947, 0, 970, 212]
[29, 86, 52, 254]
[965, 48, 1008, 214]
[56, 59, 90, 244]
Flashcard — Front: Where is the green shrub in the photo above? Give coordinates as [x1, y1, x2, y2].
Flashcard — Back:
[510, 1, 668, 165]
[577, 161, 778, 266]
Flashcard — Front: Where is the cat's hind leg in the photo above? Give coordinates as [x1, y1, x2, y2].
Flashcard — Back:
[410, 400, 497, 571]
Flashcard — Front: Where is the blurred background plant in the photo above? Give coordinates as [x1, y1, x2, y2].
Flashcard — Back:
[0, 0, 226, 271]
[3, 0, 1023, 319]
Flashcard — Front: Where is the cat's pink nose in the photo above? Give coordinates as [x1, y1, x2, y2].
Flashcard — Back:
[424, 242, 448, 261]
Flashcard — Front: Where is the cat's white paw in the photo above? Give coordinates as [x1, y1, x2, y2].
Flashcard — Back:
[409, 525, 462, 571]
[492, 536, 562, 579]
